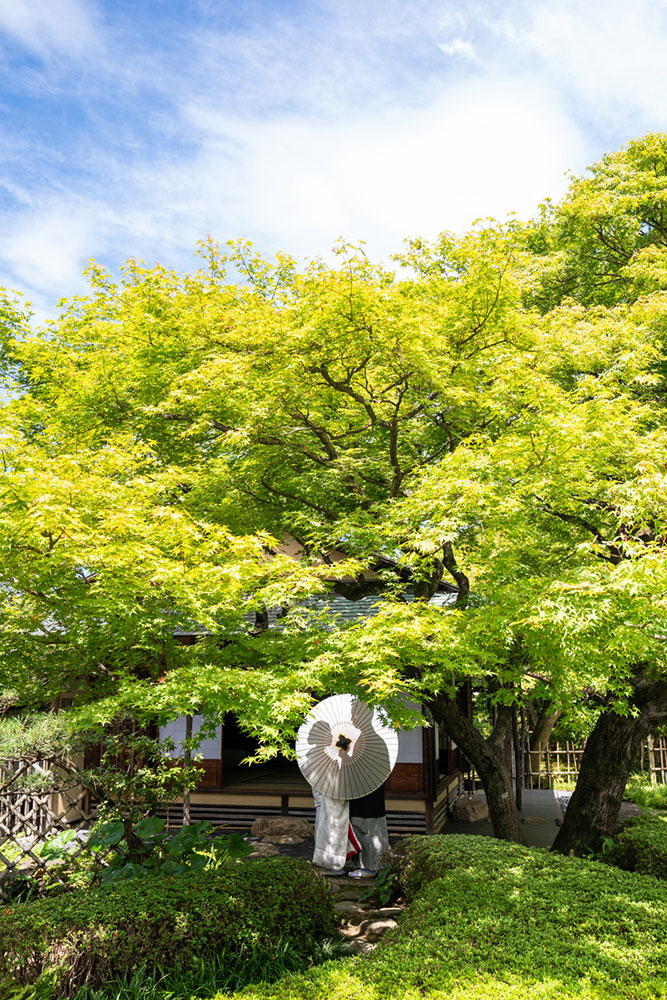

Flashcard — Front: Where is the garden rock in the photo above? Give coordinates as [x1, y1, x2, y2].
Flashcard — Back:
[262, 833, 304, 844]
[365, 918, 398, 942]
[451, 795, 489, 822]
[345, 939, 376, 955]
[250, 816, 313, 838]
[339, 921, 368, 938]
[364, 906, 403, 918]
[248, 842, 280, 857]
[335, 899, 371, 915]
[619, 801, 642, 820]
[330, 876, 405, 952]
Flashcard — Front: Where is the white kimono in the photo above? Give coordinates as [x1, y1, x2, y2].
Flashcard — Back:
[312, 790, 360, 869]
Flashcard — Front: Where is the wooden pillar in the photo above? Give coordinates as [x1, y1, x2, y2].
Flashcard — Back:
[182, 715, 192, 827]
[648, 735, 657, 785]
[513, 706, 522, 811]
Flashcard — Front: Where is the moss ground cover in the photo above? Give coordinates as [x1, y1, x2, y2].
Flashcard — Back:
[209, 836, 667, 1000]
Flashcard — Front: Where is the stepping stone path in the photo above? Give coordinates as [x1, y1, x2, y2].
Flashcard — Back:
[244, 822, 404, 951]
[326, 877, 404, 954]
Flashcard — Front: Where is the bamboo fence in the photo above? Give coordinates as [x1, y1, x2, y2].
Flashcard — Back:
[524, 735, 667, 788]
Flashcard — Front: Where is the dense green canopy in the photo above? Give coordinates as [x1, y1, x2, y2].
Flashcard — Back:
[2, 135, 667, 845]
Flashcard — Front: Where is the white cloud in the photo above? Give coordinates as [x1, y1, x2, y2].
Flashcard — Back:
[114, 72, 587, 267]
[2, 0, 667, 321]
[0, 66, 587, 321]
[479, 0, 667, 133]
[0, 0, 98, 58]
[0, 202, 110, 316]
[0, 45, 591, 317]
[438, 38, 476, 59]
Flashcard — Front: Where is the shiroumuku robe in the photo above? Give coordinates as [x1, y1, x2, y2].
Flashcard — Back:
[312, 790, 360, 869]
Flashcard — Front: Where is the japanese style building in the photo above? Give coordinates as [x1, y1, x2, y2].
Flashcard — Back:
[160, 585, 471, 834]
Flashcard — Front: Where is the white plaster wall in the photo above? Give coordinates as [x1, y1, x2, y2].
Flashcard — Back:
[159, 715, 222, 759]
[396, 699, 424, 763]
[396, 725, 423, 763]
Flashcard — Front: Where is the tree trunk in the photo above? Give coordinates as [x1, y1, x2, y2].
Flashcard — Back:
[123, 817, 146, 864]
[527, 706, 562, 788]
[429, 691, 526, 844]
[552, 670, 667, 857]
[477, 744, 525, 843]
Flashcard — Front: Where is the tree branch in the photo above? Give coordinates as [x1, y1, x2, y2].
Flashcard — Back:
[442, 542, 470, 603]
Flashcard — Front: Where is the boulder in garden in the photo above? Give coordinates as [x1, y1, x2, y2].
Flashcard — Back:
[250, 816, 313, 839]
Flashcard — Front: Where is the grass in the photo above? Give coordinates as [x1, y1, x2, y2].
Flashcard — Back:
[70, 939, 348, 1000]
[550, 779, 577, 791]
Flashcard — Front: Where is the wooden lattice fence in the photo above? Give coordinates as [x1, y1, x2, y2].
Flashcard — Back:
[0, 758, 99, 900]
[524, 736, 667, 788]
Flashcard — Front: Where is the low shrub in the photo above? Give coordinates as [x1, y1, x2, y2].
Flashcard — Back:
[604, 812, 667, 878]
[0, 858, 336, 998]
[368, 836, 667, 997]
[207, 835, 667, 1000]
[85, 817, 253, 884]
[623, 774, 667, 811]
[389, 832, 533, 900]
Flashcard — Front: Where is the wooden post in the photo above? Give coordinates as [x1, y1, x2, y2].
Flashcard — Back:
[545, 742, 553, 790]
[520, 707, 527, 791]
[648, 735, 657, 785]
[182, 715, 192, 827]
[513, 706, 522, 811]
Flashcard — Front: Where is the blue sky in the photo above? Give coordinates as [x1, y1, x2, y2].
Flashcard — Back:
[1, 0, 667, 320]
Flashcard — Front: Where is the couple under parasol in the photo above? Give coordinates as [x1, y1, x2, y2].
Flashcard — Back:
[298, 696, 395, 877]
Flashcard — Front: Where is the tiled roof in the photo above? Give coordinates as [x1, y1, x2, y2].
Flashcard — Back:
[173, 586, 458, 636]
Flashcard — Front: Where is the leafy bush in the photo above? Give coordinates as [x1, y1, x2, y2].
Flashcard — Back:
[623, 773, 667, 811]
[86, 817, 252, 884]
[368, 835, 667, 996]
[0, 713, 203, 829]
[604, 812, 667, 878]
[0, 819, 252, 903]
[0, 858, 336, 998]
[207, 836, 667, 1000]
[31, 817, 252, 890]
[357, 867, 397, 906]
[389, 832, 532, 900]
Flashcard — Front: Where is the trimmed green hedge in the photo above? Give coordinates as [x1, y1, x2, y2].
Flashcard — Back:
[210, 835, 667, 1000]
[604, 812, 667, 878]
[391, 831, 534, 899]
[0, 858, 335, 998]
[371, 836, 667, 997]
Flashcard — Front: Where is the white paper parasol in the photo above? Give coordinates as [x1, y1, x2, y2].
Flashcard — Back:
[296, 694, 399, 800]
